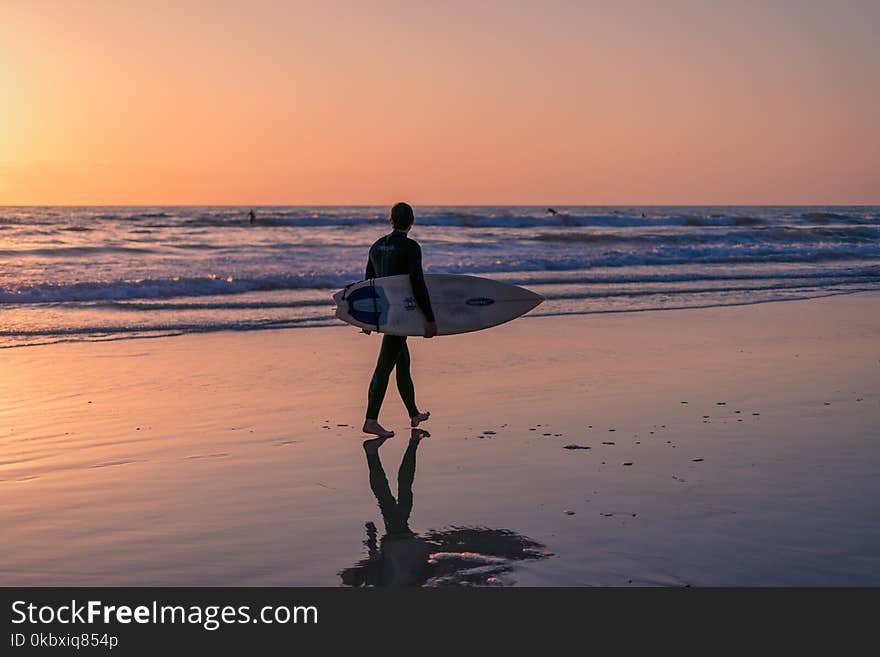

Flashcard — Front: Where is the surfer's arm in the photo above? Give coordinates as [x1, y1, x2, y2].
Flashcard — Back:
[365, 256, 376, 280]
[407, 242, 436, 323]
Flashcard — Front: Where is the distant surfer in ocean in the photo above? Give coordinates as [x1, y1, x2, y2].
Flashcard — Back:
[362, 202, 436, 439]
[247, 209, 256, 223]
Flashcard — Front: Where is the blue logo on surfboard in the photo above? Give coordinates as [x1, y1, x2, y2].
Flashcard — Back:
[465, 297, 495, 306]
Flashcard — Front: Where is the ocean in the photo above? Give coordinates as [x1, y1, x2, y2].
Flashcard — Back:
[1, 205, 878, 347]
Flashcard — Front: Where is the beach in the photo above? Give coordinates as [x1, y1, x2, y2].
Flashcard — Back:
[2, 291, 878, 586]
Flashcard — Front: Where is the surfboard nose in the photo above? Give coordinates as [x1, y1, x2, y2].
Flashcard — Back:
[515, 286, 544, 315]
[521, 286, 544, 305]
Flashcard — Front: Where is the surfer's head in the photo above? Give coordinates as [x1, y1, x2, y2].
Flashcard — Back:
[390, 202, 414, 232]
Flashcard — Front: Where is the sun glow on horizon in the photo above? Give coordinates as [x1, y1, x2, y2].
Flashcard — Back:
[2, 1, 878, 205]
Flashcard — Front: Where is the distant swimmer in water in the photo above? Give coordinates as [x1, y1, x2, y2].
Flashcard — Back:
[546, 208, 558, 216]
[247, 209, 256, 223]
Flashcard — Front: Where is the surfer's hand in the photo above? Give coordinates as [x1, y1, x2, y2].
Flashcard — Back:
[423, 321, 438, 338]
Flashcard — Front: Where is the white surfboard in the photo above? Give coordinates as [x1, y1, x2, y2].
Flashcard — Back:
[333, 274, 543, 336]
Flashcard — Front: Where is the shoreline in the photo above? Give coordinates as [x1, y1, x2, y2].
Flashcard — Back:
[3, 287, 877, 351]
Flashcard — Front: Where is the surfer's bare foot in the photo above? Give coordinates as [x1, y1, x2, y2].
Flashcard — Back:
[363, 419, 394, 438]
[410, 428, 430, 442]
[410, 411, 430, 427]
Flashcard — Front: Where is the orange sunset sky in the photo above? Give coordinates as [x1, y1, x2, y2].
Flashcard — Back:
[2, 1, 878, 205]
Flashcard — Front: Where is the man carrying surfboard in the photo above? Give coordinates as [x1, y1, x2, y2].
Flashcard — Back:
[362, 203, 436, 439]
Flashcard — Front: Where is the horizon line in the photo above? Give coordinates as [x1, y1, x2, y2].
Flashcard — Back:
[1, 203, 878, 208]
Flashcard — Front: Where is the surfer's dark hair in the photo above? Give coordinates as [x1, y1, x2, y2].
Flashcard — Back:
[390, 202, 414, 230]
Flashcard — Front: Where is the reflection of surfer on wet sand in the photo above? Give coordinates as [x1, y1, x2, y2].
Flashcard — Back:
[342, 429, 431, 587]
[339, 429, 551, 587]
[340, 429, 431, 586]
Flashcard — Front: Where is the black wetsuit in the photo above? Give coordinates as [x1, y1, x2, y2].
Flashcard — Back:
[364, 231, 434, 420]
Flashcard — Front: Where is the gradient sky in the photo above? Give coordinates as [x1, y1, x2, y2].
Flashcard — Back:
[2, 0, 878, 205]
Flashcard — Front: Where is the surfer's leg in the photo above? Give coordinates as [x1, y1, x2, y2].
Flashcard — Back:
[394, 338, 420, 418]
[365, 335, 406, 432]
[397, 341, 431, 426]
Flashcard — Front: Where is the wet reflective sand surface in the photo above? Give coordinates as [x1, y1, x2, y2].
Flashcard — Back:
[2, 293, 879, 585]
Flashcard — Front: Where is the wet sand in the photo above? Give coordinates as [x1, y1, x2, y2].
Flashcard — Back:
[2, 292, 879, 586]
